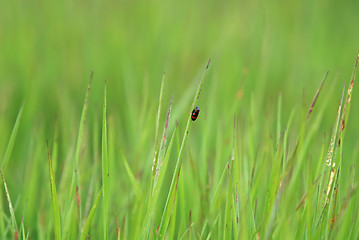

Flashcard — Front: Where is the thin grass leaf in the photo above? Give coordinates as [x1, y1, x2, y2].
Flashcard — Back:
[223, 116, 236, 240]
[286, 70, 334, 198]
[307, 71, 329, 119]
[179, 223, 194, 240]
[223, 164, 233, 240]
[1, 101, 24, 171]
[157, 59, 211, 238]
[325, 84, 345, 168]
[0, 170, 18, 239]
[150, 73, 166, 198]
[153, 96, 173, 195]
[337, 55, 359, 151]
[46, 140, 62, 240]
[102, 80, 109, 240]
[80, 187, 103, 240]
[67, 71, 94, 231]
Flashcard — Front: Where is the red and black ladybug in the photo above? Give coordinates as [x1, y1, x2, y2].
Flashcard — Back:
[191, 106, 200, 121]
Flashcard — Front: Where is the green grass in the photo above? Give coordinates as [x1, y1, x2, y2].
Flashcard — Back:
[1, 0, 359, 239]
[46, 139, 61, 240]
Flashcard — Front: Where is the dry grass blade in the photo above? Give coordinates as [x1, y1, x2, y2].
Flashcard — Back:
[339, 55, 359, 133]
[307, 71, 329, 119]
[325, 84, 345, 167]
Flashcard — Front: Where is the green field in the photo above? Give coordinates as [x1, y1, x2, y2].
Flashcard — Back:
[1, 0, 359, 239]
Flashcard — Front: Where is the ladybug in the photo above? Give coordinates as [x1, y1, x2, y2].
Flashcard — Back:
[191, 106, 200, 121]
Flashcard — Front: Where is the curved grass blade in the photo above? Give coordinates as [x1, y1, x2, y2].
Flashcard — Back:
[80, 187, 103, 240]
[102, 80, 109, 240]
[1, 101, 24, 172]
[157, 59, 211, 238]
[47, 140, 62, 240]
[0, 169, 19, 239]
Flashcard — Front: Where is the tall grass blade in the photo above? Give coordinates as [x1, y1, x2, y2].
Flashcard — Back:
[338, 55, 358, 144]
[153, 96, 173, 194]
[150, 73, 166, 198]
[325, 84, 345, 168]
[223, 116, 236, 240]
[157, 58, 211, 238]
[46, 140, 62, 240]
[67, 71, 94, 230]
[1, 101, 24, 172]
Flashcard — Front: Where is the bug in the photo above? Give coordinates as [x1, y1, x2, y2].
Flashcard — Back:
[191, 106, 200, 121]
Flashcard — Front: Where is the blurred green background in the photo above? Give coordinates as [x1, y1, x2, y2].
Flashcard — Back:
[1, 0, 359, 239]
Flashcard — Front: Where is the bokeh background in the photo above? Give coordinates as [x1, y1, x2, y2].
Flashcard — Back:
[1, 0, 359, 238]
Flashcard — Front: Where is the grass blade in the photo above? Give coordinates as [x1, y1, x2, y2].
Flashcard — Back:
[0, 102, 24, 236]
[223, 116, 236, 240]
[0, 169, 19, 239]
[152, 96, 173, 195]
[102, 80, 109, 240]
[307, 71, 329, 119]
[325, 84, 345, 168]
[80, 187, 103, 240]
[150, 73, 166, 198]
[338, 55, 359, 145]
[157, 58, 211, 238]
[315, 84, 345, 230]
[1, 101, 24, 171]
[46, 140, 62, 240]
[67, 71, 94, 231]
